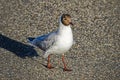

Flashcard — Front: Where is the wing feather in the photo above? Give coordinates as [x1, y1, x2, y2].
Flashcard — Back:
[34, 32, 57, 51]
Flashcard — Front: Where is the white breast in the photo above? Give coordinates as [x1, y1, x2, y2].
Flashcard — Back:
[43, 22, 73, 58]
[55, 26, 73, 53]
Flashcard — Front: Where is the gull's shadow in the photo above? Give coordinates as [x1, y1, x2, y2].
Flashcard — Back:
[0, 34, 39, 58]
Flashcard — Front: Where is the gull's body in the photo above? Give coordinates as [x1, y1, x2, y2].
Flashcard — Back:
[28, 14, 74, 71]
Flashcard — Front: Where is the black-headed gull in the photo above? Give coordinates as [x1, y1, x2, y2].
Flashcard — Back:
[28, 14, 74, 71]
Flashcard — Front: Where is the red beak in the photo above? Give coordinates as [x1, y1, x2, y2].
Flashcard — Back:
[70, 22, 73, 25]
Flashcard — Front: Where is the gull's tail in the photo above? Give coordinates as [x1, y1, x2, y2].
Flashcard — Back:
[27, 37, 36, 47]
[28, 37, 35, 42]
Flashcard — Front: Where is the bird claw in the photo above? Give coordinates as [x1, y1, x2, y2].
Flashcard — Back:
[47, 64, 54, 69]
[47, 66, 54, 69]
[63, 68, 72, 71]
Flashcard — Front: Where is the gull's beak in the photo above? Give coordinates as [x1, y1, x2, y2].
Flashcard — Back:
[70, 22, 73, 25]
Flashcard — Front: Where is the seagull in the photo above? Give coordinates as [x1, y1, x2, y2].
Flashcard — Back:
[28, 14, 74, 71]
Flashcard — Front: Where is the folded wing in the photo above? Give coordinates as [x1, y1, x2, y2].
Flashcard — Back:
[30, 32, 57, 51]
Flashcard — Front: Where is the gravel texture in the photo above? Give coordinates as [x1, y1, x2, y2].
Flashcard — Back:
[0, 0, 120, 80]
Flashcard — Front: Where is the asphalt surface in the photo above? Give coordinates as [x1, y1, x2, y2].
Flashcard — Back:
[0, 0, 120, 80]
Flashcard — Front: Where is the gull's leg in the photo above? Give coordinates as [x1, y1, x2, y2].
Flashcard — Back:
[62, 54, 72, 71]
[47, 54, 54, 69]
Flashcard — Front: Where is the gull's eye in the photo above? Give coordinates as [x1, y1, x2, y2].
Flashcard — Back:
[63, 18, 67, 20]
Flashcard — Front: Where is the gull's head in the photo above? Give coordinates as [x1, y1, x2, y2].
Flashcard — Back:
[60, 14, 73, 26]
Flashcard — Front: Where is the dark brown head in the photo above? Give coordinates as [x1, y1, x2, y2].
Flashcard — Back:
[61, 14, 73, 26]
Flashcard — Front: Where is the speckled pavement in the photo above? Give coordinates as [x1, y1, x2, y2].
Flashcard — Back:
[0, 0, 120, 80]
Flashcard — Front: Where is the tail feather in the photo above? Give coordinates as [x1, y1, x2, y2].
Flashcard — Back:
[27, 37, 35, 42]
[27, 37, 36, 47]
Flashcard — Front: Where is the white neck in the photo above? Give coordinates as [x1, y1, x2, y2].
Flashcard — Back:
[57, 21, 70, 33]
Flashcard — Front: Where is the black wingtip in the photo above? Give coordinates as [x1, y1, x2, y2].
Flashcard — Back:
[27, 37, 35, 41]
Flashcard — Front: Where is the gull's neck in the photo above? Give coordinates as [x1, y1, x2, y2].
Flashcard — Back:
[57, 16, 71, 34]
[57, 21, 70, 32]
[56, 21, 71, 36]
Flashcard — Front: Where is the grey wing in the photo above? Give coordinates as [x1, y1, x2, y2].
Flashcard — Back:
[35, 32, 57, 51]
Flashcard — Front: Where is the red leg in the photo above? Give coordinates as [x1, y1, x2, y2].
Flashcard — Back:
[47, 54, 54, 69]
[62, 54, 72, 71]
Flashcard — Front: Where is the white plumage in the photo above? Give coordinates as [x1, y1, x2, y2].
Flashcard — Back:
[43, 21, 73, 58]
[28, 14, 74, 71]
[28, 15, 73, 58]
